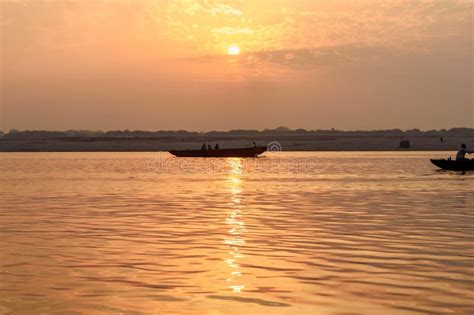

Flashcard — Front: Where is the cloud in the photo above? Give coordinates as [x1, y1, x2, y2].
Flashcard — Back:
[177, 0, 242, 16]
[187, 44, 397, 69]
[211, 26, 254, 35]
[208, 3, 242, 16]
[1, 0, 472, 131]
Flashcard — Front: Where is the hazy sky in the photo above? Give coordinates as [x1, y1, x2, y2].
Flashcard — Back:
[1, 0, 473, 131]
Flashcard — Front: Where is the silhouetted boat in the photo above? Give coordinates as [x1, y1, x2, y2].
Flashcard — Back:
[430, 159, 474, 171]
[169, 146, 267, 158]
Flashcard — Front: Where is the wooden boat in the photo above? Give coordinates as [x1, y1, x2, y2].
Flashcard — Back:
[169, 146, 267, 158]
[430, 159, 474, 171]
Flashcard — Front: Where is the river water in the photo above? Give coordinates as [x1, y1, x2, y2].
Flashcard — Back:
[0, 152, 472, 314]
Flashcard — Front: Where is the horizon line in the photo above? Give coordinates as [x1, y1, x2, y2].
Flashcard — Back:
[2, 126, 473, 134]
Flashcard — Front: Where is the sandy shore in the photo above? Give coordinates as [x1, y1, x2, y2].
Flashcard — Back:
[1, 135, 472, 152]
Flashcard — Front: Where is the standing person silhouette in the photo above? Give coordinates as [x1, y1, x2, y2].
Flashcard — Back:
[456, 144, 473, 161]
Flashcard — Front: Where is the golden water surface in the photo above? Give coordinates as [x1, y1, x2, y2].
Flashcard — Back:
[0, 152, 473, 314]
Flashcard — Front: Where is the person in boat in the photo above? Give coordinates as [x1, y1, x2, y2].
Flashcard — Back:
[456, 144, 473, 161]
[208, 144, 212, 150]
[201, 143, 207, 150]
[253, 141, 258, 147]
[214, 143, 219, 150]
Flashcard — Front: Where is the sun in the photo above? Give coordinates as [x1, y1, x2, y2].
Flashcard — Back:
[228, 45, 240, 55]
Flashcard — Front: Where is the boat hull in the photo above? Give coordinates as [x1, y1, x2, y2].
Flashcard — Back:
[430, 159, 474, 171]
[169, 146, 267, 158]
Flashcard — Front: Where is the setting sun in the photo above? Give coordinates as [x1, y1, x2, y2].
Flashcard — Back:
[228, 45, 240, 55]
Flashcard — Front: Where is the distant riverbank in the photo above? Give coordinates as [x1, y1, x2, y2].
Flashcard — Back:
[1, 134, 472, 152]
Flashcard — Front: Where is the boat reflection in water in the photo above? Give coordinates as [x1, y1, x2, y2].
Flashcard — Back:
[224, 158, 246, 293]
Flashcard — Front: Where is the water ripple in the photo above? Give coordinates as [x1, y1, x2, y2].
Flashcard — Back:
[0, 152, 473, 314]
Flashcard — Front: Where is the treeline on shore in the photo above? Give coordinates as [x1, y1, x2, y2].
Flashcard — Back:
[1, 127, 473, 140]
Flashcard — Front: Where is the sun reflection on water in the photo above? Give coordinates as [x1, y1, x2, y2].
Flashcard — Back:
[224, 158, 246, 293]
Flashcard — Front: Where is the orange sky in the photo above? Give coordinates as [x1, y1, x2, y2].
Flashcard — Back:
[1, 0, 473, 131]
